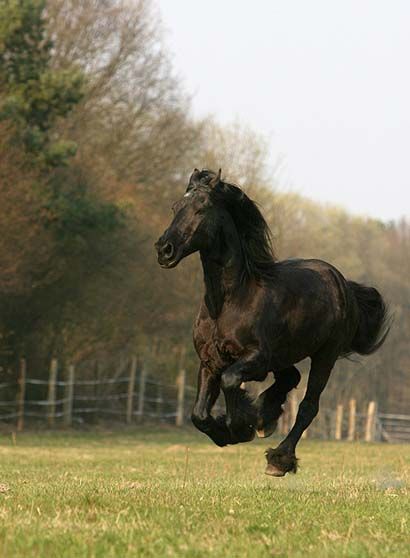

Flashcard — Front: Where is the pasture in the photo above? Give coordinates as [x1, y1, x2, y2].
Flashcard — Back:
[0, 429, 409, 557]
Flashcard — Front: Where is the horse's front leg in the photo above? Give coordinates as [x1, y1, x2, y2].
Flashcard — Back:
[191, 363, 233, 447]
[222, 385, 258, 443]
[220, 352, 268, 391]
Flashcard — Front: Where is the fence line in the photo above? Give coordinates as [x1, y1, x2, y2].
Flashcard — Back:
[17, 358, 26, 431]
[0, 357, 409, 442]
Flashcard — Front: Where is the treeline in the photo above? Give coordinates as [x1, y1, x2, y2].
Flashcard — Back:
[0, 0, 408, 414]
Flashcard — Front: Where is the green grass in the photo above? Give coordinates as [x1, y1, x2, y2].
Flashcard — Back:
[0, 429, 409, 557]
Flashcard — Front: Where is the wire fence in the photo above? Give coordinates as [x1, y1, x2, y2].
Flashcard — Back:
[0, 357, 408, 442]
[0, 357, 203, 428]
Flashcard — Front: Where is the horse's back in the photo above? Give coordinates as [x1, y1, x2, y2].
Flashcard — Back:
[262, 258, 358, 363]
[269, 258, 350, 308]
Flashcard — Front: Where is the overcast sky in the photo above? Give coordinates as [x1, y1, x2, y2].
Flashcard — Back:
[157, 0, 409, 222]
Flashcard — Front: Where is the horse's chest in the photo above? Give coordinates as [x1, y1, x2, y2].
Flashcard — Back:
[199, 337, 243, 372]
[195, 320, 245, 372]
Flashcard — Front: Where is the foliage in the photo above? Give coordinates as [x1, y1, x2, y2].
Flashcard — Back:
[0, 0, 84, 167]
[0, 0, 408, 414]
[0, 0, 123, 365]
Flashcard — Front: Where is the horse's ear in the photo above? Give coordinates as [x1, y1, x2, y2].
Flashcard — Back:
[209, 168, 222, 189]
[190, 168, 200, 184]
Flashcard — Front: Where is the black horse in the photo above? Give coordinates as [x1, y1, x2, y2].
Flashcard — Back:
[155, 169, 389, 476]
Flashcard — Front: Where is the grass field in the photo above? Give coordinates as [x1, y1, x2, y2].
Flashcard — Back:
[0, 428, 409, 557]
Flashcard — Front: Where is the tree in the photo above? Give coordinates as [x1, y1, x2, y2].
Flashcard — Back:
[0, 0, 122, 367]
[0, 0, 407, 415]
[0, 122, 54, 296]
[0, 0, 84, 167]
[46, 0, 198, 191]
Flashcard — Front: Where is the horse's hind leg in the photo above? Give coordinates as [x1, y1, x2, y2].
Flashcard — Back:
[222, 366, 300, 444]
[256, 366, 301, 438]
[265, 349, 337, 476]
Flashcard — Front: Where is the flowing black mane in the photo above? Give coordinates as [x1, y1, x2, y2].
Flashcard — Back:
[197, 170, 277, 280]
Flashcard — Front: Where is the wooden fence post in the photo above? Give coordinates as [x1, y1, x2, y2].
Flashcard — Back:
[301, 387, 308, 439]
[17, 358, 26, 432]
[289, 390, 298, 428]
[93, 361, 100, 423]
[136, 361, 147, 424]
[64, 365, 75, 427]
[47, 358, 58, 427]
[280, 400, 289, 435]
[365, 401, 377, 442]
[277, 413, 284, 435]
[335, 403, 343, 440]
[126, 356, 137, 424]
[156, 384, 163, 419]
[347, 398, 356, 441]
[176, 366, 186, 427]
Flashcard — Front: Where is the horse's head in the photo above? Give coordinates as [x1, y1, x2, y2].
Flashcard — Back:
[155, 168, 222, 268]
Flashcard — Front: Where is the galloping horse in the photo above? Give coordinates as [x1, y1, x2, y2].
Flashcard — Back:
[155, 169, 389, 476]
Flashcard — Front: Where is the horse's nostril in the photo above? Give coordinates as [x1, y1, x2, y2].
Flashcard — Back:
[163, 242, 174, 259]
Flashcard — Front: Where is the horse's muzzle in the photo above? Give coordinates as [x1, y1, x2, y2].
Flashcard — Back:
[155, 238, 178, 268]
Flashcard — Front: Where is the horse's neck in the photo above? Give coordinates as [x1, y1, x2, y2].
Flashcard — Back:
[200, 219, 244, 319]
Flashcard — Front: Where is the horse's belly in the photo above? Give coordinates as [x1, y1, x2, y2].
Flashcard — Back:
[269, 345, 311, 370]
[268, 321, 332, 369]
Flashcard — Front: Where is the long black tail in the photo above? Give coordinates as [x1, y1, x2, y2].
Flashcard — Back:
[348, 281, 390, 355]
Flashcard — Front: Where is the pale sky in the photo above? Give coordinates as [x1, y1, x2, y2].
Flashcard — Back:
[157, 0, 409, 222]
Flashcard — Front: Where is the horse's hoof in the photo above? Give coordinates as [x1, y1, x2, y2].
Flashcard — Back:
[265, 447, 298, 474]
[265, 464, 286, 477]
[256, 420, 277, 438]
